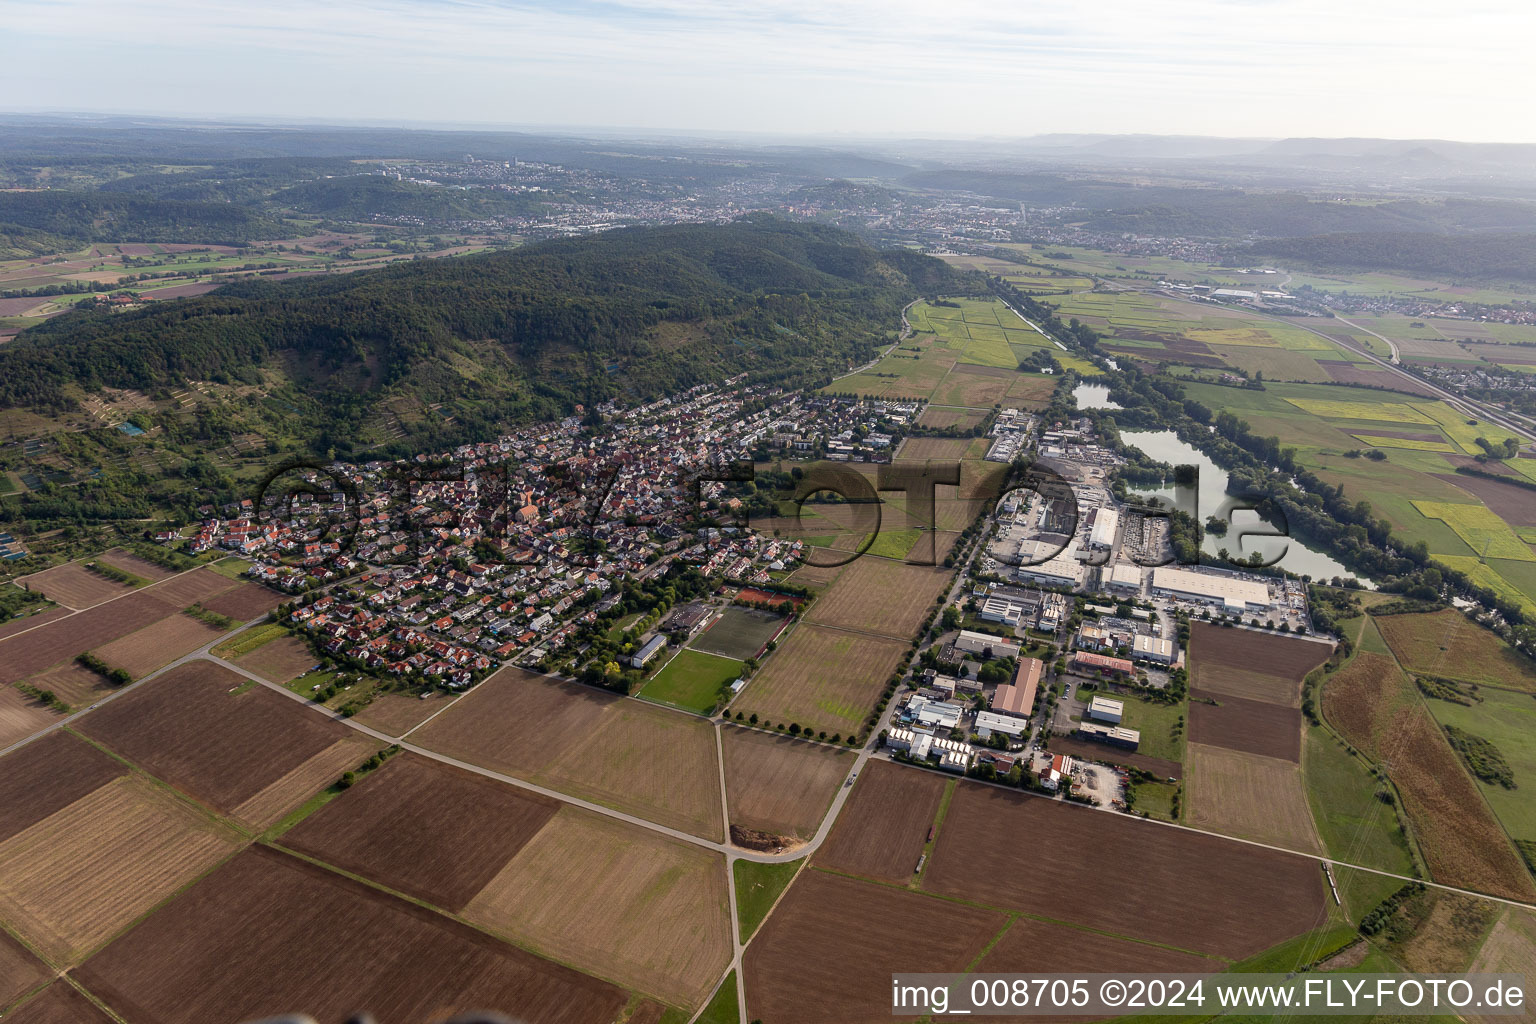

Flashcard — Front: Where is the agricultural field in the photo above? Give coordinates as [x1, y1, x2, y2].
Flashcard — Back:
[923, 781, 1327, 958]
[813, 759, 946, 883]
[0, 930, 48, 1012]
[463, 807, 732, 1009]
[801, 557, 950, 639]
[74, 846, 628, 1024]
[1301, 727, 1415, 888]
[721, 726, 852, 842]
[1322, 643, 1535, 901]
[0, 775, 238, 963]
[4, 981, 116, 1024]
[1184, 742, 1323, 853]
[232, 634, 316, 684]
[637, 648, 742, 714]
[733, 858, 802, 942]
[1178, 379, 1536, 614]
[1187, 623, 1330, 705]
[1422, 686, 1536, 844]
[0, 685, 62, 749]
[728, 624, 906, 738]
[350, 691, 455, 737]
[76, 660, 376, 828]
[14, 563, 136, 610]
[1374, 609, 1536, 691]
[1187, 691, 1303, 762]
[193, 582, 283, 621]
[975, 915, 1221, 981]
[411, 668, 724, 840]
[0, 731, 239, 965]
[91, 613, 227, 680]
[94, 548, 177, 582]
[0, 591, 178, 685]
[278, 753, 559, 910]
[743, 868, 1005, 1024]
[689, 605, 787, 661]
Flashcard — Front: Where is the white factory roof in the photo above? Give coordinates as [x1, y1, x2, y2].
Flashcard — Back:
[1151, 566, 1269, 608]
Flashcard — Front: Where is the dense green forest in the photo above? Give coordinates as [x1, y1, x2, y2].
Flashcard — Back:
[0, 191, 288, 245]
[1, 217, 958, 449]
[1244, 231, 1536, 283]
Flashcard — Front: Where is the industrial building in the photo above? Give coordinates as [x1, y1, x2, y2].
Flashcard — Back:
[954, 630, 1022, 661]
[1132, 634, 1177, 664]
[1013, 550, 1087, 589]
[1087, 507, 1119, 549]
[905, 694, 963, 731]
[887, 727, 970, 771]
[1072, 651, 1135, 676]
[1151, 566, 1270, 613]
[1105, 562, 1143, 592]
[1087, 696, 1124, 724]
[1076, 721, 1141, 750]
[991, 657, 1042, 717]
[975, 711, 1029, 742]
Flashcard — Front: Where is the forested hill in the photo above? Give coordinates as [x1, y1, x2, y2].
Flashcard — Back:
[2, 217, 959, 448]
[0, 191, 288, 245]
[1242, 231, 1536, 284]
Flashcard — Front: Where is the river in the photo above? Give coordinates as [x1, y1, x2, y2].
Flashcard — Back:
[1119, 429, 1372, 586]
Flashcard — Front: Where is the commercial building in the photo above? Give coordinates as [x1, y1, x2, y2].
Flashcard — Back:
[1087, 507, 1119, 550]
[1106, 562, 1143, 592]
[991, 657, 1042, 717]
[975, 711, 1029, 741]
[1087, 696, 1124, 724]
[1151, 566, 1270, 613]
[905, 694, 963, 731]
[978, 596, 1028, 627]
[1072, 651, 1135, 676]
[1132, 634, 1176, 664]
[954, 630, 1022, 661]
[1014, 550, 1087, 590]
[631, 634, 668, 669]
[1076, 721, 1141, 750]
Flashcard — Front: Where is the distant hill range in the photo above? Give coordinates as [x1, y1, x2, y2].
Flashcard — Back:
[0, 217, 960, 451]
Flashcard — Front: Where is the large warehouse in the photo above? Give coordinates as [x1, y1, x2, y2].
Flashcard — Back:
[1150, 566, 1270, 613]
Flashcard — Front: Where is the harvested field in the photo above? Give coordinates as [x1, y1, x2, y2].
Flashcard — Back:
[0, 593, 178, 685]
[1386, 703, 1534, 901]
[972, 915, 1218, 981]
[229, 737, 376, 828]
[923, 783, 1327, 958]
[815, 759, 945, 883]
[0, 687, 61, 749]
[729, 624, 906, 738]
[916, 406, 987, 430]
[689, 606, 788, 661]
[4, 982, 115, 1024]
[350, 691, 453, 737]
[281, 753, 558, 911]
[1048, 736, 1181, 780]
[788, 563, 842, 589]
[0, 777, 239, 963]
[722, 727, 852, 842]
[1431, 472, 1536, 528]
[75, 846, 627, 1024]
[0, 608, 71, 642]
[1184, 743, 1323, 854]
[464, 807, 731, 1009]
[234, 635, 315, 684]
[91, 614, 227, 680]
[0, 732, 126, 842]
[1188, 624, 1330, 707]
[1375, 609, 1536, 691]
[803, 558, 950, 639]
[95, 548, 176, 582]
[19, 663, 111, 709]
[1467, 909, 1536, 1024]
[194, 583, 283, 622]
[139, 568, 236, 608]
[15, 564, 133, 611]
[744, 869, 1005, 1024]
[1321, 653, 1407, 758]
[1188, 691, 1303, 762]
[413, 668, 724, 840]
[0, 930, 47, 1012]
[77, 660, 365, 823]
[895, 437, 975, 461]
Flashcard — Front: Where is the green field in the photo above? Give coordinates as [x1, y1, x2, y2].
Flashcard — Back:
[1424, 688, 1536, 843]
[1075, 690, 1186, 763]
[696, 970, 740, 1024]
[733, 857, 803, 942]
[638, 648, 743, 714]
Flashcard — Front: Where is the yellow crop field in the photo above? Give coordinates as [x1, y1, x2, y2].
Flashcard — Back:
[1352, 434, 1457, 453]
[1436, 556, 1536, 615]
[1284, 398, 1435, 423]
[1413, 502, 1536, 562]
[1416, 402, 1525, 456]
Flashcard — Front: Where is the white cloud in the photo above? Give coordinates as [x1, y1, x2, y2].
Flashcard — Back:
[1, 0, 1531, 140]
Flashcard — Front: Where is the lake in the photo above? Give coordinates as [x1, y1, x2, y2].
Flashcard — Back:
[1119, 429, 1371, 586]
[1073, 383, 1122, 410]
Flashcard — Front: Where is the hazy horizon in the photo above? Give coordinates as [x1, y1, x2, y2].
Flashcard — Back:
[4, 0, 1534, 145]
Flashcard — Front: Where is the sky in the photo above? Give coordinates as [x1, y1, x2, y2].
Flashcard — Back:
[3, 0, 1533, 143]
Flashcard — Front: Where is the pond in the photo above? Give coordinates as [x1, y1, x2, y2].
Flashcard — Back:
[1119, 429, 1372, 586]
[1073, 383, 1121, 410]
